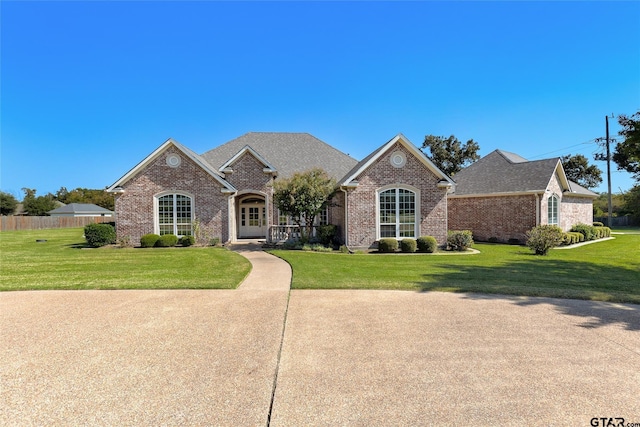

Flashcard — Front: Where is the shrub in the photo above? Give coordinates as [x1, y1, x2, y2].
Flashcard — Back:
[339, 245, 350, 254]
[400, 238, 417, 253]
[84, 223, 116, 247]
[601, 226, 611, 238]
[487, 237, 499, 243]
[563, 232, 582, 245]
[417, 236, 438, 253]
[179, 235, 195, 246]
[210, 237, 221, 246]
[155, 234, 178, 247]
[140, 233, 161, 248]
[316, 224, 337, 246]
[447, 230, 473, 251]
[378, 238, 398, 253]
[526, 225, 564, 255]
[593, 221, 604, 227]
[571, 223, 599, 241]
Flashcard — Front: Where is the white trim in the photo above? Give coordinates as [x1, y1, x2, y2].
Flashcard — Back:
[235, 190, 269, 240]
[341, 188, 349, 247]
[375, 184, 420, 240]
[547, 193, 560, 226]
[153, 191, 194, 236]
[448, 190, 544, 199]
[341, 134, 455, 187]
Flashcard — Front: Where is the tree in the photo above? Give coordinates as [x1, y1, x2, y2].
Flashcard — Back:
[561, 154, 602, 189]
[272, 168, 336, 242]
[21, 188, 57, 216]
[0, 191, 18, 215]
[623, 185, 640, 221]
[56, 187, 115, 210]
[613, 111, 640, 181]
[421, 135, 480, 177]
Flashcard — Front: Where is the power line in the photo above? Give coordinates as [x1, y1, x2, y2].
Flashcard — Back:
[528, 138, 597, 160]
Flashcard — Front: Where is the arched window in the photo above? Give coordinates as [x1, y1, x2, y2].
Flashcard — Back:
[157, 193, 193, 236]
[378, 187, 417, 239]
[547, 194, 559, 225]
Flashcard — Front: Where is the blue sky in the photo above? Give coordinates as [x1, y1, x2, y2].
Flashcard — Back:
[2, 1, 639, 199]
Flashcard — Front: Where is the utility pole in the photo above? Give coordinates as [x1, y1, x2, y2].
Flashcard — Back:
[605, 115, 613, 227]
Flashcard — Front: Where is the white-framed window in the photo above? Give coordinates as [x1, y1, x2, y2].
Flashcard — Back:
[548, 194, 559, 225]
[156, 193, 193, 236]
[378, 187, 417, 239]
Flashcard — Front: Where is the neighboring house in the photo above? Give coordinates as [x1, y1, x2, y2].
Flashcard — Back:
[106, 132, 453, 248]
[447, 150, 598, 243]
[48, 203, 114, 218]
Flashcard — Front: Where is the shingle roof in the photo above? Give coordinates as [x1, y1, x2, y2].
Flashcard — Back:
[451, 150, 566, 196]
[201, 132, 359, 180]
[48, 203, 113, 215]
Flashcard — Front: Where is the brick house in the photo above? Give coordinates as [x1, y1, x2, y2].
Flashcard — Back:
[107, 132, 454, 249]
[447, 149, 598, 243]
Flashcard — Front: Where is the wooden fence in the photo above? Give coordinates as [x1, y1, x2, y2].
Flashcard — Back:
[1, 216, 114, 231]
[593, 216, 638, 227]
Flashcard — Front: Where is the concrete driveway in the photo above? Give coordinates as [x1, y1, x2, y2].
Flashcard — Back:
[2, 249, 639, 426]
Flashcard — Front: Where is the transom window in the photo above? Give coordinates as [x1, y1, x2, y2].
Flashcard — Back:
[548, 194, 559, 225]
[158, 193, 192, 236]
[379, 188, 416, 239]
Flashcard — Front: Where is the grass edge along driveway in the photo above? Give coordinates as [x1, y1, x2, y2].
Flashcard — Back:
[271, 232, 640, 304]
[0, 228, 251, 291]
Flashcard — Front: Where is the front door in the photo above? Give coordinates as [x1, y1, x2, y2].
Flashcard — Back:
[239, 199, 267, 238]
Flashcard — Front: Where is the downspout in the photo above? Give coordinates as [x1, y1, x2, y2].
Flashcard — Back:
[340, 187, 349, 247]
[535, 193, 540, 226]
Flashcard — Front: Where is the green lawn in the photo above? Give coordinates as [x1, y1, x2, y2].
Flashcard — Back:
[0, 228, 251, 291]
[271, 232, 640, 304]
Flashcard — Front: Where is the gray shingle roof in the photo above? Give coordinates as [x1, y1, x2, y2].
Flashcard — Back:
[201, 132, 359, 180]
[48, 203, 113, 215]
[451, 150, 565, 196]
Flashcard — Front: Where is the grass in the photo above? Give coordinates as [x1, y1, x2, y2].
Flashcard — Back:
[271, 231, 640, 304]
[0, 228, 251, 291]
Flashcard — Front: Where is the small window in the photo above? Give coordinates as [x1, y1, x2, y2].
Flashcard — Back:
[548, 194, 559, 225]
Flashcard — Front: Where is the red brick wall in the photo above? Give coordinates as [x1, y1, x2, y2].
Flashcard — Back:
[226, 152, 275, 239]
[448, 195, 537, 243]
[114, 147, 230, 245]
[560, 196, 594, 230]
[345, 143, 448, 248]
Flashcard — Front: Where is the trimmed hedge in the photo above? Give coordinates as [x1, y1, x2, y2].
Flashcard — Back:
[571, 223, 597, 241]
[316, 224, 337, 246]
[179, 235, 196, 246]
[84, 223, 116, 247]
[417, 236, 438, 253]
[378, 238, 398, 253]
[140, 233, 160, 248]
[563, 232, 583, 245]
[400, 238, 417, 253]
[447, 230, 473, 251]
[526, 225, 564, 255]
[155, 234, 178, 247]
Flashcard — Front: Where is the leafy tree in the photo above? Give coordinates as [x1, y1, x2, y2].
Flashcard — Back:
[56, 187, 114, 210]
[561, 154, 602, 189]
[21, 188, 57, 216]
[613, 111, 640, 181]
[623, 185, 640, 221]
[593, 192, 627, 217]
[0, 191, 18, 215]
[421, 135, 480, 177]
[272, 168, 336, 242]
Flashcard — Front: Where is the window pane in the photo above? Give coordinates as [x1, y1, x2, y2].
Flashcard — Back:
[380, 225, 396, 238]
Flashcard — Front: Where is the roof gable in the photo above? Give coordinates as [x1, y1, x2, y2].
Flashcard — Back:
[201, 132, 358, 180]
[106, 138, 236, 193]
[341, 134, 454, 187]
[219, 145, 277, 174]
